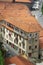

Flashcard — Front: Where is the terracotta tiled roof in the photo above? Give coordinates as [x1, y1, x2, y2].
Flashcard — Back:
[0, 14, 4, 20]
[0, 3, 42, 32]
[0, 2, 30, 10]
[15, 0, 33, 3]
[5, 56, 34, 65]
[0, 3, 5, 9]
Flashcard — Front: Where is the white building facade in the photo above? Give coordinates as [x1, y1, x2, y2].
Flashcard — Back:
[0, 20, 40, 59]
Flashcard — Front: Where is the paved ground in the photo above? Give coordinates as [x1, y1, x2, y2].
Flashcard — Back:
[31, 0, 43, 28]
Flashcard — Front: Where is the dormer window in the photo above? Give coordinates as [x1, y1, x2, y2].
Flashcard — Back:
[1, 20, 6, 24]
[21, 31, 23, 34]
[14, 27, 19, 32]
[30, 34, 32, 36]
[35, 33, 37, 35]
[7, 22, 14, 29]
[28, 33, 32, 38]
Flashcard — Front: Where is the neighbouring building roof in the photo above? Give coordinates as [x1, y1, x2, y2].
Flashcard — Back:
[39, 29, 43, 49]
[15, 0, 33, 3]
[39, 37, 43, 49]
[0, 3, 42, 33]
[0, 0, 33, 3]
[0, 0, 12, 2]
[5, 56, 34, 65]
[39, 30, 43, 37]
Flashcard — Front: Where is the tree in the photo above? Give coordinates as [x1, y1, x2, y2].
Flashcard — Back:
[0, 51, 4, 65]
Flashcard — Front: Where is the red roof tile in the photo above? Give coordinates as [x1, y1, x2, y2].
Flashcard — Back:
[5, 56, 34, 65]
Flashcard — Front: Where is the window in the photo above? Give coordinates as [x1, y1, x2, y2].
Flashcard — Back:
[19, 49, 21, 53]
[30, 34, 32, 36]
[22, 41, 25, 49]
[29, 46, 31, 50]
[22, 50, 25, 55]
[21, 31, 23, 34]
[19, 36, 21, 40]
[35, 45, 37, 49]
[28, 53, 31, 57]
[9, 32, 12, 37]
[9, 42, 11, 45]
[14, 37, 18, 44]
[9, 32, 13, 37]
[32, 38, 34, 43]
[14, 33, 17, 37]
[7, 22, 14, 29]
[14, 27, 19, 32]
[34, 33, 38, 38]
[7, 40, 8, 43]
[28, 33, 32, 38]
[35, 33, 37, 36]
[35, 39, 37, 42]
[14, 34, 18, 44]
[9, 33, 11, 37]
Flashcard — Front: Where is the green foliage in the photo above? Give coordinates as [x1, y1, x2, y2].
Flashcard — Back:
[41, 4, 43, 14]
[0, 51, 4, 65]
